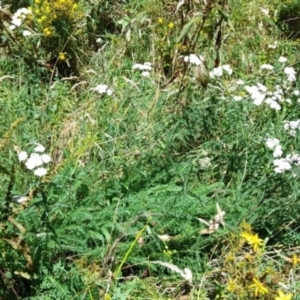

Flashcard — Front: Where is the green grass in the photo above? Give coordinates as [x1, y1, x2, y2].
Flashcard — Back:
[1, 0, 300, 299]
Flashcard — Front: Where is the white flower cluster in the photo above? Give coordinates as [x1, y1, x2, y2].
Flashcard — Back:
[266, 138, 300, 173]
[209, 65, 233, 78]
[284, 120, 300, 137]
[91, 84, 113, 95]
[9, 7, 32, 37]
[183, 54, 204, 66]
[260, 64, 274, 70]
[284, 67, 296, 82]
[260, 58, 296, 82]
[273, 154, 300, 174]
[132, 62, 152, 77]
[266, 138, 283, 158]
[245, 83, 286, 111]
[18, 144, 51, 177]
[239, 57, 298, 109]
[278, 56, 287, 63]
[260, 7, 269, 16]
[268, 41, 278, 49]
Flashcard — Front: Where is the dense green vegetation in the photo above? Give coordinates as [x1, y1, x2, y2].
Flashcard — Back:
[1, 0, 300, 299]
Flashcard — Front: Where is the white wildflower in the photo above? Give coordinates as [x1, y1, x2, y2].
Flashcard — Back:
[92, 84, 113, 95]
[257, 82, 267, 92]
[11, 17, 22, 27]
[273, 145, 283, 158]
[268, 42, 278, 49]
[245, 85, 266, 106]
[266, 137, 280, 149]
[184, 54, 204, 66]
[41, 154, 52, 163]
[198, 157, 211, 168]
[132, 63, 152, 71]
[284, 120, 300, 136]
[260, 64, 274, 70]
[260, 8, 269, 16]
[132, 64, 142, 70]
[25, 153, 43, 170]
[287, 154, 300, 166]
[222, 64, 233, 75]
[34, 167, 48, 177]
[293, 90, 300, 96]
[34, 144, 45, 153]
[284, 67, 296, 82]
[209, 65, 232, 78]
[18, 151, 28, 162]
[106, 88, 113, 95]
[210, 66, 223, 78]
[15, 7, 31, 16]
[236, 79, 245, 85]
[265, 98, 281, 111]
[273, 158, 292, 173]
[285, 98, 292, 104]
[141, 71, 150, 77]
[278, 56, 287, 63]
[22, 30, 32, 37]
[233, 95, 243, 101]
[94, 84, 108, 93]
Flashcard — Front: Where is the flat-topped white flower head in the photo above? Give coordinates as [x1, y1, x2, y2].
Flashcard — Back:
[34, 167, 48, 177]
[184, 54, 204, 66]
[18, 151, 28, 162]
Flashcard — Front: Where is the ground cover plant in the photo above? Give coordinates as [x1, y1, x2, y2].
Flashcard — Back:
[1, 0, 300, 299]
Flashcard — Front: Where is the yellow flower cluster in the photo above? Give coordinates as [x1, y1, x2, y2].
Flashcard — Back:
[240, 220, 263, 252]
[31, 0, 81, 37]
[249, 278, 268, 297]
[157, 17, 175, 30]
[240, 231, 263, 252]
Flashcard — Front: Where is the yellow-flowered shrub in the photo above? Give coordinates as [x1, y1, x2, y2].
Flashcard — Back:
[30, 0, 83, 76]
[218, 221, 295, 299]
[1, 0, 84, 78]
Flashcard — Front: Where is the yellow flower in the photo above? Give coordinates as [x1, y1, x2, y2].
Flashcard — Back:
[291, 254, 300, 268]
[168, 22, 174, 29]
[43, 27, 52, 37]
[249, 278, 268, 297]
[275, 290, 293, 300]
[227, 278, 237, 292]
[158, 17, 164, 24]
[45, 6, 51, 13]
[240, 232, 263, 252]
[58, 52, 66, 61]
